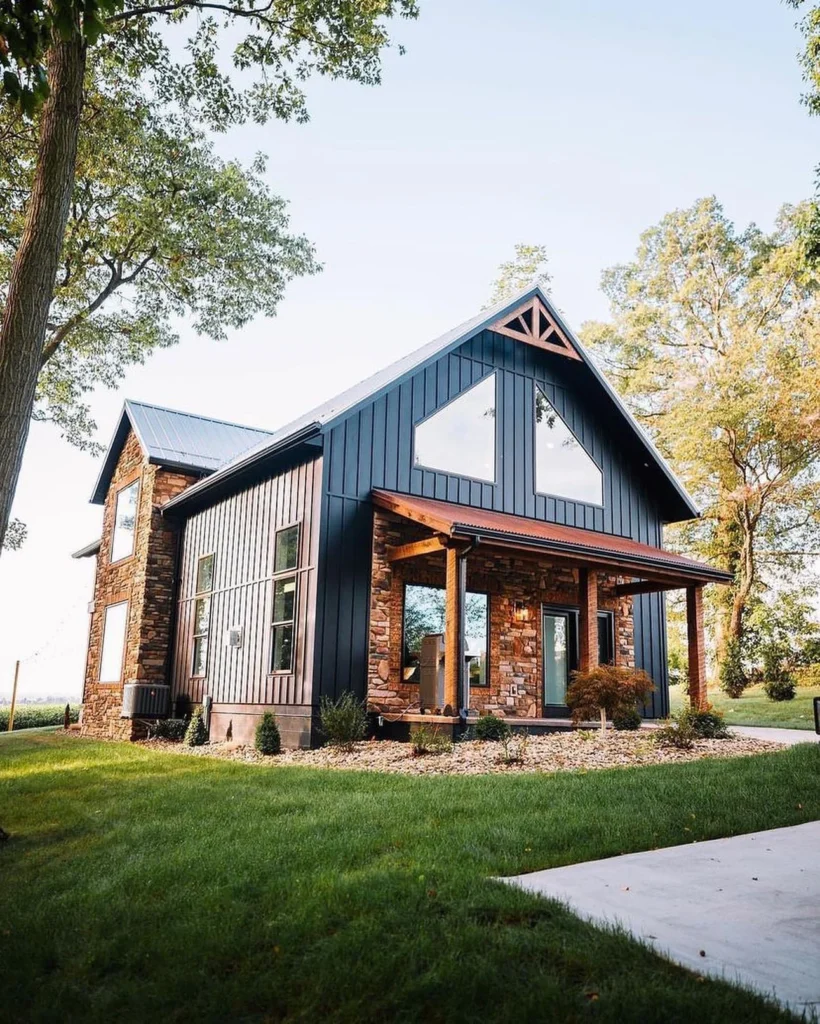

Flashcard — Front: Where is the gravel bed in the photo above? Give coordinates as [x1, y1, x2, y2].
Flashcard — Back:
[141, 730, 783, 776]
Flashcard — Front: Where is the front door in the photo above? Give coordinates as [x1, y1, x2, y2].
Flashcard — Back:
[542, 607, 578, 715]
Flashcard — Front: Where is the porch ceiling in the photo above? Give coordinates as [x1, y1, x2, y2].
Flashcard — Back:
[371, 489, 732, 588]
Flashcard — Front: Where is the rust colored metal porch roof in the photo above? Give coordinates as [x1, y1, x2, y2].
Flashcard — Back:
[371, 490, 732, 586]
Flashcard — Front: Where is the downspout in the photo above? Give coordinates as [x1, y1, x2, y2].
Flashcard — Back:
[456, 536, 480, 731]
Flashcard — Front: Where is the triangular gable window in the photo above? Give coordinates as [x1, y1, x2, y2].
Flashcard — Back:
[491, 296, 581, 361]
[535, 386, 602, 505]
[414, 374, 496, 483]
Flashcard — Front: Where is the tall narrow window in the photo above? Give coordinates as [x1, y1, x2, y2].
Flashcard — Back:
[402, 584, 489, 687]
[192, 553, 215, 678]
[534, 386, 603, 505]
[413, 374, 496, 483]
[99, 601, 128, 682]
[271, 577, 297, 673]
[111, 479, 139, 562]
[274, 524, 299, 573]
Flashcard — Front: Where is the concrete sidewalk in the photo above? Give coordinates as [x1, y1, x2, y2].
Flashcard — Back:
[729, 725, 818, 746]
[503, 822, 820, 1013]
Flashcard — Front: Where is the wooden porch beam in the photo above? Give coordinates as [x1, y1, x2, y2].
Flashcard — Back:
[578, 569, 599, 673]
[616, 578, 692, 597]
[386, 535, 447, 562]
[687, 584, 707, 710]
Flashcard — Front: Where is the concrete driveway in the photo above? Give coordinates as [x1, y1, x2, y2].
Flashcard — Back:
[729, 725, 818, 746]
[503, 821, 820, 1013]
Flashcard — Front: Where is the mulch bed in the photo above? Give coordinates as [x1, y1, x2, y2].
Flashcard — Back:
[141, 730, 783, 776]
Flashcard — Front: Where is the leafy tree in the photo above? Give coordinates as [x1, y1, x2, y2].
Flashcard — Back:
[745, 585, 820, 671]
[566, 665, 654, 736]
[0, 1, 418, 551]
[786, 2, 820, 258]
[582, 198, 820, 655]
[486, 243, 551, 307]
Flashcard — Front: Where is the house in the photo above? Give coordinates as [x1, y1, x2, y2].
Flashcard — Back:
[74, 286, 732, 747]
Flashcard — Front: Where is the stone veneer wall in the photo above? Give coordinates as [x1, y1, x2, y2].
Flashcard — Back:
[368, 509, 634, 718]
[81, 430, 196, 740]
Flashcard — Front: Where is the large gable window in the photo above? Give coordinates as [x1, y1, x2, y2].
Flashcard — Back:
[111, 479, 139, 563]
[535, 386, 603, 505]
[413, 374, 496, 483]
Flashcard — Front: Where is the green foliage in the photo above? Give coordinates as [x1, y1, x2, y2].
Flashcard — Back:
[255, 712, 282, 755]
[719, 638, 748, 699]
[763, 676, 797, 702]
[612, 707, 642, 731]
[566, 665, 654, 731]
[794, 663, 820, 687]
[678, 706, 730, 740]
[654, 715, 696, 750]
[498, 731, 529, 765]
[0, 703, 79, 731]
[474, 714, 510, 742]
[410, 724, 452, 756]
[151, 718, 188, 741]
[486, 243, 551, 306]
[183, 706, 208, 747]
[319, 692, 367, 750]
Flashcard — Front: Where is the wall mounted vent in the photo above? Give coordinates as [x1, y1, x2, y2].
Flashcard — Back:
[226, 626, 244, 648]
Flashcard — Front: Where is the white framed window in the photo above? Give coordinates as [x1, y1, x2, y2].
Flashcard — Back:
[274, 523, 300, 573]
[191, 553, 215, 678]
[271, 576, 297, 673]
[111, 479, 140, 562]
[413, 374, 497, 483]
[534, 385, 603, 505]
[99, 601, 128, 683]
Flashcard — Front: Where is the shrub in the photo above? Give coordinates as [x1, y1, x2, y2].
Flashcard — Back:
[612, 707, 642, 731]
[794, 664, 820, 688]
[566, 665, 654, 735]
[679, 705, 729, 739]
[474, 714, 510, 741]
[319, 692, 367, 750]
[255, 712, 282, 755]
[719, 638, 747, 699]
[152, 718, 188, 741]
[184, 706, 208, 747]
[654, 714, 696, 750]
[498, 731, 529, 765]
[764, 676, 796, 702]
[411, 724, 453, 756]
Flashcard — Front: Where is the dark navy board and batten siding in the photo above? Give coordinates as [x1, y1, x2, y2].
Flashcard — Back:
[171, 454, 322, 709]
[314, 328, 670, 717]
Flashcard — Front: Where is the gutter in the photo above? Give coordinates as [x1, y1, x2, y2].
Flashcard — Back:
[162, 422, 322, 514]
[449, 523, 733, 585]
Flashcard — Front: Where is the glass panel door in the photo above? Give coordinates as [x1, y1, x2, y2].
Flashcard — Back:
[543, 611, 571, 707]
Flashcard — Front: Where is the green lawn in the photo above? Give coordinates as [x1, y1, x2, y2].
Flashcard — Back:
[1, 735, 818, 1023]
[670, 682, 820, 730]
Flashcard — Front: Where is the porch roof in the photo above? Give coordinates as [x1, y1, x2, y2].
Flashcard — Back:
[371, 490, 732, 586]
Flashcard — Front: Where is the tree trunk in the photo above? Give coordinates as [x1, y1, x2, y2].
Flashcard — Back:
[728, 529, 756, 646]
[0, 31, 86, 552]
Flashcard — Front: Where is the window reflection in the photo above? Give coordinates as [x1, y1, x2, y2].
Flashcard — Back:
[414, 374, 496, 483]
[111, 480, 139, 562]
[402, 584, 489, 686]
[535, 386, 602, 505]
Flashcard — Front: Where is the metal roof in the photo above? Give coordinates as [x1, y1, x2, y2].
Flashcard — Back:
[90, 400, 272, 504]
[169, 285, 699, 521]
[372, 490, 730, 583]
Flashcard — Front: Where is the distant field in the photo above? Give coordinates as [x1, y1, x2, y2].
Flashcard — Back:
[670, 683, 820, 730]
[0, 703, 79, 732]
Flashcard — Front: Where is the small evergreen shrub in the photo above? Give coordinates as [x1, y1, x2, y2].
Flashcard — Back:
[319, 692, 367, 750]
[680, 705, 729, 739]
[153, 718, 188, 741]
[654, 714, 696, 750]
[474, 714, 510, 741]
[255, 712, 282, 755]
[411, 724, 453, 756]
[764, 676, 796, 702]
[566, 665, 654, 734]
[612, 707, 642, 731]
[184, 706, 208, 747]
[719, 638, 747, 698]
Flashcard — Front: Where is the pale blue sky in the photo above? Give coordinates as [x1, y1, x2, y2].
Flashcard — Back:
[1, 0, 815, 699]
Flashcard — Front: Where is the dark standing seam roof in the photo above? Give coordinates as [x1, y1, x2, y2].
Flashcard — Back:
[164, 285, 700, 521]
[90, 400, 272, 504]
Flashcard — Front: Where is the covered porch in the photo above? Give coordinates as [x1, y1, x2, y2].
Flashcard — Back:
[367, 490, 732, 726]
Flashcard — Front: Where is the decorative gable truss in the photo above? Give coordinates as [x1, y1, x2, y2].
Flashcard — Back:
[490, 295, 581, 360]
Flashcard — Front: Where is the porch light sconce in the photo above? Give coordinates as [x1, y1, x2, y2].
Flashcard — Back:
[514, 601, 532, 623]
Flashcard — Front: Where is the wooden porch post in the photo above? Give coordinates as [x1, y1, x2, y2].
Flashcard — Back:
[687, 584, 707, 710]
[578, 569, 599, 673]
[444, 544, 461, 712]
